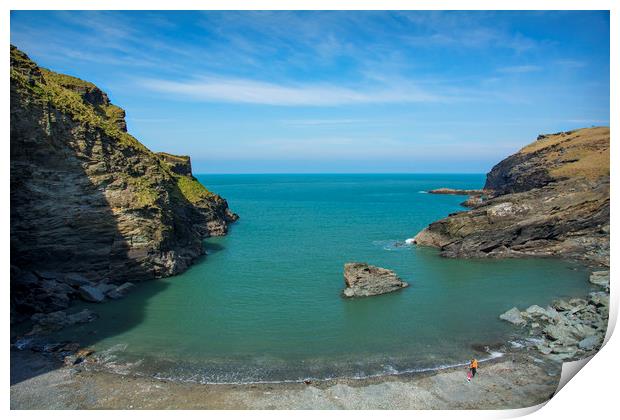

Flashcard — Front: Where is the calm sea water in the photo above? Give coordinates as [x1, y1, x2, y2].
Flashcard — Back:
[59, 174, 593, 383]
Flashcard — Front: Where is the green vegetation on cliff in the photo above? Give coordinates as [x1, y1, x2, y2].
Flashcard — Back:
[11, 45, 237, 319]
[10, 45, 214, 207]
[175, 175, 215, 203]
[414, 127, 610, 266]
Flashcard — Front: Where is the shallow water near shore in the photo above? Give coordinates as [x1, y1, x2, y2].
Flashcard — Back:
[56, 174, 593, 383]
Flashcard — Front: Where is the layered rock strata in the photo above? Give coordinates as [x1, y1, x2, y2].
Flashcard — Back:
[414, 127, 609, 266]
[10, 46, 238, 320]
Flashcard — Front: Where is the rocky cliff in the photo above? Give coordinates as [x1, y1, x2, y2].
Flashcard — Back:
[414, 127, 609, 266]
[10, 46, 238, 320]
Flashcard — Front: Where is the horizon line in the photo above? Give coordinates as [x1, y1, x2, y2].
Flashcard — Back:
[193, 172, 488, 175]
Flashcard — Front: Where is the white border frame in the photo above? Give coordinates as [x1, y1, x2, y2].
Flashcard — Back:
[3, 2, 617, 419]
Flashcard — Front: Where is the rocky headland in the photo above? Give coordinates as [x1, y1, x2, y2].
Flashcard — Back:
[415, 127, 610, 362]
[342, 263, 409, 297]
[10, 45, 238, 324]
[414, 127, 610, 267]
[427, 187, 488, 208]
[427, 188, 485, 196]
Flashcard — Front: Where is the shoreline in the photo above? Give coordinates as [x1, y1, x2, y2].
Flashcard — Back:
[11, 345, 562, 409]
[10, 260, 608, 409]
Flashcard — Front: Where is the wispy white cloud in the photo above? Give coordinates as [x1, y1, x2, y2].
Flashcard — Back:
[554, 59, 588, 69]
[139, 76, 452, 106]
[281, 119, 366, 126]
[498, 65, 542, 74]
[399, 12, 539, 53]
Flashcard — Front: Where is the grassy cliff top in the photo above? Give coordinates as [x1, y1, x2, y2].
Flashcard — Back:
[11, 45, 215, 206]
[40, 68, 98, 91]
[520, 126, 610, 181]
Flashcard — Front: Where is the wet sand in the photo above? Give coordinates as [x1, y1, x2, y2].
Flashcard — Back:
[11, 349, 561, 409]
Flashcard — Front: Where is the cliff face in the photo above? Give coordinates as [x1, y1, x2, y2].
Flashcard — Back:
[10, 46, 238, 319]
[414, 127, 610, 266]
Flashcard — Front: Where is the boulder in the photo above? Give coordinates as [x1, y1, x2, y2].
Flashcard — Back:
[569, 304, 588, 315]
[62, 273, 93, 287]
[535, 343, 552, 354]
[552, 299, 573, 311]
[589, 271, 610, 290]
[543, 306, 562, 323]
[571, 323, 597, 340]
[525, 305, 548, 317]
[34, 270, 61, 280]
[78, 285, 105, 303]
[569, 298, 588, 307]
[96, 283, 117, 294]
[31, 311, 70, 331]
[499, 307, 526, 325]
[342, 263, 408, 298]
[578, 335, 602, 350]
[106, 282, 136, 299]
[547, 353, 576, 363]
[589, 292, 609, 308]
[30, 309, 98, 333]
[40, 280, 73, 295]
[543, 323, 578, 345]
[13, 270, 39, 286]
[67, 309, 98, 324]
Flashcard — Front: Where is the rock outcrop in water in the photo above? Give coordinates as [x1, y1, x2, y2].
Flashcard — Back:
[10, 46, 238, 321]
[414, 127, 610, 266]
[428, 188, 485, 196]
[342, 263, 409, 297]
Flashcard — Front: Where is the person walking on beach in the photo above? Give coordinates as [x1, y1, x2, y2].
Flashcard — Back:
[467, 359, 478, 382]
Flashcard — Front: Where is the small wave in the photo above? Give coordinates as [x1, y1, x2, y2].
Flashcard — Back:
[85, 343, 507, 386]
[486, 351, 505, 359]
[372, 239, 415, 251]
[136, 353, 507, 385]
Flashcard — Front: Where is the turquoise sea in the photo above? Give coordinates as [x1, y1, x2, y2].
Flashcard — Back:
[59, 174, 593, 383]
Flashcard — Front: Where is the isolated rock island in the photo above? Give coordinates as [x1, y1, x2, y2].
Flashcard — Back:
[10, 46, 238, 321]
[342, 263, 409, 297]
[414, 127, 610, 266]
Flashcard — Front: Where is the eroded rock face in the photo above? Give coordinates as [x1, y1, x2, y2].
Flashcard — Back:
[414, 127, 610, 266]
[156, 152, 193, 176]
[10, 46, 238, 320]
[342, 263, 409, 298]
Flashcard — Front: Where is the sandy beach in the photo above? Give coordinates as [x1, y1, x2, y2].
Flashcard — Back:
[11, 348, 561, 410]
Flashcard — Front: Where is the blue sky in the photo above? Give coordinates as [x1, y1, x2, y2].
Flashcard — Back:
[11, 11, 610, 173]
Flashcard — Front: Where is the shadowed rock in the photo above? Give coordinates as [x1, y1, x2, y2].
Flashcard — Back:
[10, 45, 238, 321]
